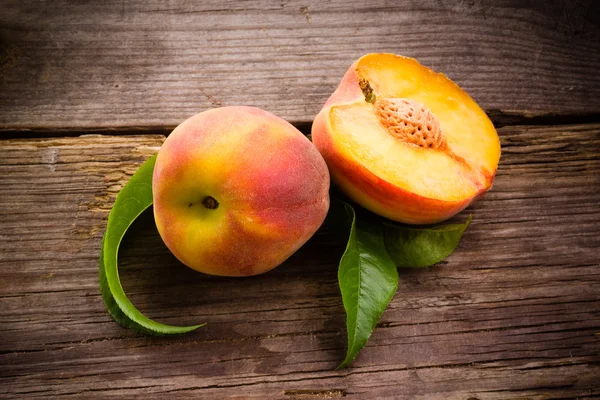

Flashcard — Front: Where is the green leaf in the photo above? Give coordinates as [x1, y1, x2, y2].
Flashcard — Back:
[384, 215, 472, 268]
[337, 203, 399, 369]
[99, 154, 205, 335]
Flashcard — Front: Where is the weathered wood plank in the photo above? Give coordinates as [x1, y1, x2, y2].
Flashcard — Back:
[0, 124, 599, 398]
[1, 0, 600, 131]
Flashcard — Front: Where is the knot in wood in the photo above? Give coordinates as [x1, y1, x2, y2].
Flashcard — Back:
[374, 98, 446, 149]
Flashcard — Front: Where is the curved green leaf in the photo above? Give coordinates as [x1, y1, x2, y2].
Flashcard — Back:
[99, 154, 205, 335]
[337, 203, 398, 369]
[384, 215, 472, 268]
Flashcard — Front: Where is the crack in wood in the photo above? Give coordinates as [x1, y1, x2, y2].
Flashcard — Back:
[1, 114, 599, 139]
[284, 388, 346, 398]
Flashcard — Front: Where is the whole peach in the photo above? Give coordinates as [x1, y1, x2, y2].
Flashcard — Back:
[153, 106, 330, 277]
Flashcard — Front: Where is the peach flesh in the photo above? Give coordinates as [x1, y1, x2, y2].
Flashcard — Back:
[312, 54, 501, 224]
[153, 106, 330, 277]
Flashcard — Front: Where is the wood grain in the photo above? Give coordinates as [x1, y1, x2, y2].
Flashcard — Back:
[1, 0, 600, 131]
[0, 124, 599, 398]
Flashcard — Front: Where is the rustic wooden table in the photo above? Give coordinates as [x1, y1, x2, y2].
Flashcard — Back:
[1, 1, 599, 399]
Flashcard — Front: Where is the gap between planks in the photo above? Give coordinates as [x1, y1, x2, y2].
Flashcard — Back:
[1, 112, 600, 140]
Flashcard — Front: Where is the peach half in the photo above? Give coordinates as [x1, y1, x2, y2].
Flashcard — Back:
[312, 53, 501, 224]
[153, 106, 330, 277]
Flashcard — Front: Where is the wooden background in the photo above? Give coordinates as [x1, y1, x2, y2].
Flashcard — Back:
[1, 1, 599, 398]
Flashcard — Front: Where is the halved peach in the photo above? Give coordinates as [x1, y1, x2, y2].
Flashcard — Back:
[312, 53, 501, 224]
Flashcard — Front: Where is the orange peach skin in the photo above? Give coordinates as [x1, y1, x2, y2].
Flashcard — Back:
[312, 60, 491, 224]
[153, 106, 330, 277]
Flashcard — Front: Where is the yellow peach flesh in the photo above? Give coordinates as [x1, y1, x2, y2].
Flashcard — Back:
[312, 53, 501, 224]
[329, 103, 481, 202]
[358, 54, 500, 181]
